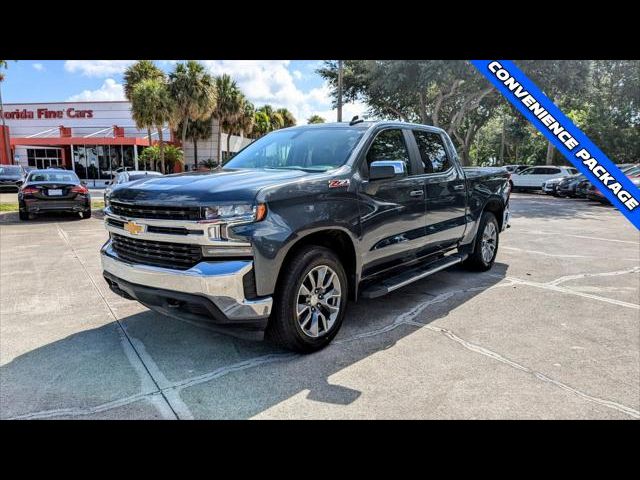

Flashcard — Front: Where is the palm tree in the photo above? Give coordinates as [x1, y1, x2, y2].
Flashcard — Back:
[222, 95, 255, 156]
[123, 61, 165, 148]
[213, 74, 243, 165]
[130, 78, 174, 173]
[163, 144, 184, 173]
[256, 105, 284, 132]
[168, 61, 217, 152]
[239, 100, 255, 138]
[307, 114, 326, 124]
[276, 108, 297, 127]
[253, 111, 270, 138]
[177, 117, 212, 168]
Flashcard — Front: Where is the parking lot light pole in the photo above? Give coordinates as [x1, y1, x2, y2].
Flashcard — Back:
[337, 60, 343, 122]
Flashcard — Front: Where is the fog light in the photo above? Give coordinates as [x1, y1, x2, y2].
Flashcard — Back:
[202, 245, 253, 257]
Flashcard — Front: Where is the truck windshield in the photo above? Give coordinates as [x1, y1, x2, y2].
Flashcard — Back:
[224, 127, 365, 172]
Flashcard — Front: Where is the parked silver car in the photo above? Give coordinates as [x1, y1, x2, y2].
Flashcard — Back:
[104, 170, 163, 204]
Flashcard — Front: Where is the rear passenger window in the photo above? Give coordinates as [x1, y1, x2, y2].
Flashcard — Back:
[366, 129, 412, 175]
[546, 168, 561, 174]
[413, 130, 451, 174]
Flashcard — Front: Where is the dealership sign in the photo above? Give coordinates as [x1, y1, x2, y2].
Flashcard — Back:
[473, 60, 640, 230]
[1, 108, 94, 120]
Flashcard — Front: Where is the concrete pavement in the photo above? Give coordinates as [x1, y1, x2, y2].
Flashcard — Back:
[0, 193, 638, 419]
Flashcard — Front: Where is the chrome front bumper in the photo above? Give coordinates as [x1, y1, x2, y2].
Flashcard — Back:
[101, 242, 272, 322]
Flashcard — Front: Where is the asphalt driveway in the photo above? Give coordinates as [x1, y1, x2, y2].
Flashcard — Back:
[1, 193, 638, 419]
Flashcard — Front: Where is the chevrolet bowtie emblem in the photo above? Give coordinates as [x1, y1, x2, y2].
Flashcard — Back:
[124, 221, 145, 235]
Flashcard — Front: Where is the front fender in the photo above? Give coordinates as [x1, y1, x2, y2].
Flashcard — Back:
[231, 192, 361, 297]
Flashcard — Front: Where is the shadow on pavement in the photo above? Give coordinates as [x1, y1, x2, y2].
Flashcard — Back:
[0, 211, 102, 225]
[0, 263, 508, 419]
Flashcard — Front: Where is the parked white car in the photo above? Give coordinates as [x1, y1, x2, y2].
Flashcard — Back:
[511, 166, 578, 190]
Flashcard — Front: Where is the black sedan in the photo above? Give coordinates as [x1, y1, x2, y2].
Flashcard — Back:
[18, 169, 91, 220]
[557, 174, 586, 197]
[575, 179, 591, 198]
[0, 165, 26, 191]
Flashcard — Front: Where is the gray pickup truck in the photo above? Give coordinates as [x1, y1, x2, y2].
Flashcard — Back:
[101, 120, 510, 352]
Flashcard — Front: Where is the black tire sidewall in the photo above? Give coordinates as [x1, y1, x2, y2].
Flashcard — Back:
[472, 212, 499, 269]
[272, 246, 348, 352]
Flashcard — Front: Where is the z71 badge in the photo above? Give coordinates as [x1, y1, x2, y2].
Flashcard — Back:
[328, 179, 350, 189]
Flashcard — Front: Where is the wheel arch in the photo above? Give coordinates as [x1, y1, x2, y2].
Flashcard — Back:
[482, 196, 505, 231]
[275, 228, 359, 301]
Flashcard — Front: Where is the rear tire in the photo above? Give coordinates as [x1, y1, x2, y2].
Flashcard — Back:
[267, 245, 348, 353]
[464, 211, 499, 271]
[81, 209, 92, 219]
[18, 210, 29, 221]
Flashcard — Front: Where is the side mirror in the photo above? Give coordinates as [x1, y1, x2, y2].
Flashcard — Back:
[81, 181, 87, 186]
[369, 160, 407, 181]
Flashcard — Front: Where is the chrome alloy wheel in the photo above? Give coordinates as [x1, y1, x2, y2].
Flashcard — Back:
[481, 221, 497, 263]
[296, 265, 342, 338]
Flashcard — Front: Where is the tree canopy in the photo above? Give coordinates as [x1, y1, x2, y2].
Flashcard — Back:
[307, 115, 326, 124]
[318, 60, 639, 166]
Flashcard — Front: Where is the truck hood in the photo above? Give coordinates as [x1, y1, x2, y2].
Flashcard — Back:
[109, 168, 311, 204]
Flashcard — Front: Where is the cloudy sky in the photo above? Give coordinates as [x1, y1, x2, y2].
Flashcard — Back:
[1, 60, 367, 125]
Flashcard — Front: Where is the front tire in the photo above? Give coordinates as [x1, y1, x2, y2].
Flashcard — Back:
[464, 211, 500, 271]
[267, 245, 348, 353]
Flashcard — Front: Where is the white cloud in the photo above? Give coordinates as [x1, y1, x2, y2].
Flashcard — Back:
[67, 79, 125, 101]
[309, 100, 369, 125]
[64, 60, 134, 77]
[32, 63, 45, 71]
[200, 61, 367, 125]
[61, 60, 369, 124]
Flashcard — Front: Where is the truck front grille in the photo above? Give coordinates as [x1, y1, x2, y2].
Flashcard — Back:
[111, 233, 202, 270]
[110, 201, 202, 220]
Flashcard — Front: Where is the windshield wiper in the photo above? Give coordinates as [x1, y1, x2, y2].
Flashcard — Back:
[265, 166, 328, 173]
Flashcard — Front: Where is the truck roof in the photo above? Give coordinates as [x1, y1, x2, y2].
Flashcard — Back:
[289, 120, 446, 134]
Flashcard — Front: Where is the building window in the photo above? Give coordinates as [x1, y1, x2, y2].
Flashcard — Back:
[27, 148, 63, 169]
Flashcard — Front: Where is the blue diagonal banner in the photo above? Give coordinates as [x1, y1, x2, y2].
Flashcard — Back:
[472, 60, 640, 230]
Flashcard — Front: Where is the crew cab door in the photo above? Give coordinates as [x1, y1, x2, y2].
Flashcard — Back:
[409, 129, 467, 251]
[357, 128, 429, 278]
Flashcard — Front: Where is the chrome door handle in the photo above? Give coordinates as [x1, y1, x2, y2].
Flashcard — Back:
[453, 184, 465, 190]
[410, 190, 424, 197]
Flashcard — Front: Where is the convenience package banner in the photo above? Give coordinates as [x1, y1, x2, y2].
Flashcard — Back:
[472, 60, 640, 230]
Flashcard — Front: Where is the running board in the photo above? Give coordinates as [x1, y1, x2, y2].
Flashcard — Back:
[360, 253, 467, 299]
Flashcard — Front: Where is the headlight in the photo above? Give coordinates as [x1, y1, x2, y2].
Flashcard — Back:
[203, 203, 267, 223]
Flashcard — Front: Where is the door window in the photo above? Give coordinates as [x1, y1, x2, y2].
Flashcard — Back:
[412, 130, 451, 174]
[366, 129, 411, 175]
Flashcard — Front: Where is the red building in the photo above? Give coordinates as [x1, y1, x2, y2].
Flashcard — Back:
[1, 101, 172, 186]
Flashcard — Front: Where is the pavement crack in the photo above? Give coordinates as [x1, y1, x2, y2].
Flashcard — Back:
[336, 278, 639, 419]
[6, 352, 295, 420]
[335, 282, 514, 345]
[54, 223, 179, 420]
[415, 323, 640, 419]
[546, 266, 640, 287]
